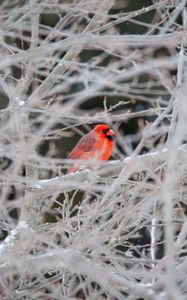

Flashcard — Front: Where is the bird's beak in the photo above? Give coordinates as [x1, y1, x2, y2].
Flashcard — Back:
[106, 129, 115, 136]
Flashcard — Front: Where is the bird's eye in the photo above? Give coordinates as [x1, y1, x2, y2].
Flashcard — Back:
[103, 129, 108, 134]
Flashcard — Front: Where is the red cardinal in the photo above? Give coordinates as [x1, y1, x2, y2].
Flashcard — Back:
[67, 124, 115, 172]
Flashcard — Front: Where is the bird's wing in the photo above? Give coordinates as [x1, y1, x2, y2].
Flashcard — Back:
[68, 132, 97, 159]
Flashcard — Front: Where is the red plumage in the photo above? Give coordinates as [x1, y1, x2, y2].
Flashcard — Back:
[67, 124, 115, 172]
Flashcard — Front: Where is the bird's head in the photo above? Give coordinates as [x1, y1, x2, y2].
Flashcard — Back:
[94, 124, 115, 141]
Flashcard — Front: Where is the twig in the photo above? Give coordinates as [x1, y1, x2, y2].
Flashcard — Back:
[0, 221, 30, 255]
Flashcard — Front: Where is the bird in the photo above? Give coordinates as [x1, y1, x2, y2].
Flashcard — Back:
[67, 124, 115, 173]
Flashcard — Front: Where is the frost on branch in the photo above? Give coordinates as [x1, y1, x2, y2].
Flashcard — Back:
[0, 0, 187, 299]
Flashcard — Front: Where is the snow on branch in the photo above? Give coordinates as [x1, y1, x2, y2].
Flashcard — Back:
[31, 146, 186, 194]
[0, 221, 30, 255]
